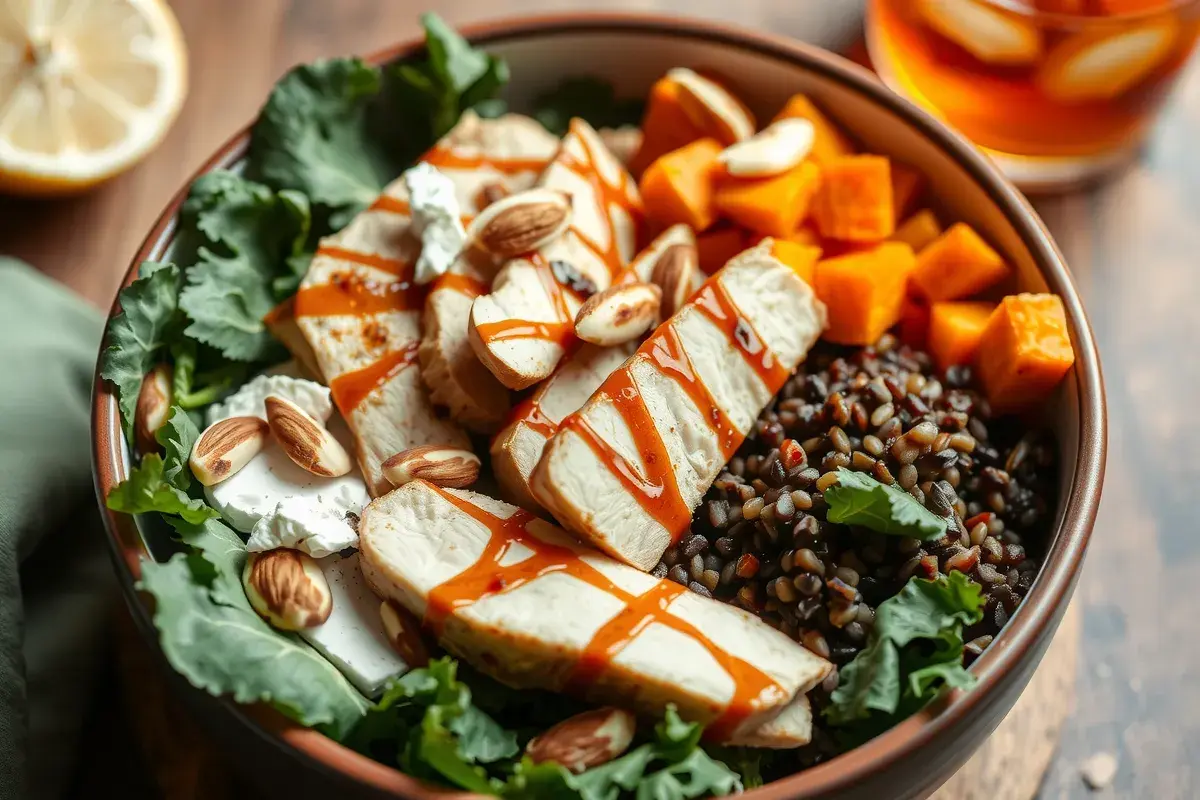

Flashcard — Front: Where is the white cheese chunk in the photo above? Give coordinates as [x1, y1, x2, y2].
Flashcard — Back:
[206, 373, 332, 426]
[247, 495, 359, 557]
[299, 553, 409, 697]
[404, 163, 467, 285]
[206, 417, 371, 533]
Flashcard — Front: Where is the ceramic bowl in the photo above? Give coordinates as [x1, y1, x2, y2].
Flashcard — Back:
[92, 13, 1106, 800]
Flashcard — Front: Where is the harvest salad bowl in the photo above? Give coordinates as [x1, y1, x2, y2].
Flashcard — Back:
[92, 12, 1105, 800]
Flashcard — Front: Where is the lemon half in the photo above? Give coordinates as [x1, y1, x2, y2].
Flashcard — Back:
[0, 0, 187, 195]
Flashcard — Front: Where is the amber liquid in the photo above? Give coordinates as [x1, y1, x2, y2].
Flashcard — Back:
[868, 0, 1200, 169]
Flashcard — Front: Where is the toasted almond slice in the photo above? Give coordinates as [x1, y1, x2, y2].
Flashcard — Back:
[1037, 19, 1179, 101]
[467, 188, 572, 258]
[526, 708, 637, 773]
[135, 364, 173, 454]
[243, 549, 333, 631]
[189, 416, 269, 486]
[667, 68, 755, 144]
[649, 243, 701, 321]
[379, 600, 431, 667]
[718, 119, 816, 178]
[265, 395, 352, 478]
[916, 0, 1042, 66]
[574, 282, 662, 346]
[382, 445, 481, 489]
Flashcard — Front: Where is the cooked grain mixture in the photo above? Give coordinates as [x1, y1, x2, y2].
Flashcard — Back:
[653, 334, 1057, 760]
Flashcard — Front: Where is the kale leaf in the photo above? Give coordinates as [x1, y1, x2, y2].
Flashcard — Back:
[825, 572, 986, 737]
[532, 77, 644, 137]
[104, 453, 219, 524]
[824, 467, 948, 540]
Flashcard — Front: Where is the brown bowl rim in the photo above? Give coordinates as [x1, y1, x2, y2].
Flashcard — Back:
[91, 11, 1107, 799]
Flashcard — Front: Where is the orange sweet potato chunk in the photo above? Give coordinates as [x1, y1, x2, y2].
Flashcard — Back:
[910, 223, 1009, 301]
[928, 301, 996, 371]
[772, 94, 855, 165]
[977, 294, 1075, 415]
[814, 242, 916, 345]
[713, 162, 822, 238]
[900, 296, 931, 350]
[697, 226, 750, 275]
[813, 156, 895, 243]
[629, 78, 706, 176]
[892, 209, 943, 253]
[770, 239, 822, 286]
[640, 138, 723, 232]
[786, 224, 822, 247]
[891, 162, 925, 220]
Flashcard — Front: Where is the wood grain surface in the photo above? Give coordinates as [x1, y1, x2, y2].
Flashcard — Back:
[6, 1, 1195, 799]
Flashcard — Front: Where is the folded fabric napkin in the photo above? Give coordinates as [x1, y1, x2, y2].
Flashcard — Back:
[0, 258, 111, 800]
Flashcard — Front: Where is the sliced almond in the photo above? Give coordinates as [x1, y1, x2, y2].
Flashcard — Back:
[189, 416, 269, 486]
[467, 188, 572, 258]
[718, 118, 816, 178]
[525, 707, 637, 774]
[243, 549, 333, 631]
[574, 282, 662, 347]
[476, 180, 510, 210]
[134, 363, 173, 454]
[381, 445, 481, 489]
[649, 243, 700, 321]
[667, 67, 755, 145]
[264, 395, 352, 478]
[916, 0, 1042, 66]
[379, 600, 431, 667]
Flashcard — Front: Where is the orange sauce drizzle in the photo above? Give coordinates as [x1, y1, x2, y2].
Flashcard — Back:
[693, 279, 791, 392]
[507, 393, 559, 439]
[646, 324, 741, 461]
[432, 272, 489, 298]
[422, 484, 783, 742]
[369, 195, 411, 216]
[422, 148, 550, 175]
[329, 342, 420, 415]
[314, 245, 410, 279]
[561, 368, 693, 538]
[474, 254, 579, 346]
[294, 270, 422, 318]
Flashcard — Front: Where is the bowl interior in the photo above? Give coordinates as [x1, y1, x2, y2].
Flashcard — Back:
[97, 16, 1102, 800]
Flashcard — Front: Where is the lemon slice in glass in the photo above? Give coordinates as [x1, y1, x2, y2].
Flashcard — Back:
[0, 0, 187, 195]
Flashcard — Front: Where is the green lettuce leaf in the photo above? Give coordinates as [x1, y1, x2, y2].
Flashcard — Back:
[824, 467, 947, 540]
[503, 707, 741, 800]
[99, 263, 185, 440]
[105, 454, 219, 524]
[533, 77, 645, 137]
[395, 13, 511, 142]
[348, 657, 517, 793]
[825, 572, 987, 733]
[245, 15, 508, 230]
[139, 553, 368, 739]
[178, 171, 311, 362]
[155, 406, 200, 490]
[164, 515, 247, 599]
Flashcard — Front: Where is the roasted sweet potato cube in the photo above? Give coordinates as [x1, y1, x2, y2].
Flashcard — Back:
[813, 156, 895, 243]
[891, 209, 943, 253]
[772, 94, 855, 164]
[976, 294, 1075, 415]
[714, 161, 822, 238]
[814, 242, 916, 345]
[910, 223, 1009, 301]
[928, 301, 996, 371]
[639, 138, 723, 232]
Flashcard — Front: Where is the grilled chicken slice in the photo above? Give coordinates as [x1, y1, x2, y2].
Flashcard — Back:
[417, 113, 561, 432]
[358, 482, 831, 746]
[490, 225, 701, 512]
[531, 240, 828, 571]
[469, 118, 641, 391]
[263, 296, 323, 381]
[296, 113, 556, 494]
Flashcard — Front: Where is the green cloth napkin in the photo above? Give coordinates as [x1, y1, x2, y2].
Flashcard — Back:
[0, 258, 112, 800]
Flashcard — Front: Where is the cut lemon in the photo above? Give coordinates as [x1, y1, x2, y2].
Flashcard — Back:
[0, 0, 187, 195]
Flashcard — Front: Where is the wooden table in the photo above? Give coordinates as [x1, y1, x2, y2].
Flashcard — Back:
[6, 2, 1195, 798]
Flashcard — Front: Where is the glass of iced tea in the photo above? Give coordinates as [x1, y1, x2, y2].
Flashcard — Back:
[867, 0, 1200, 190]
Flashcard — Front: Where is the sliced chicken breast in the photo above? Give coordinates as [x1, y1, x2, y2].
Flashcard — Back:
[296, 114, 556, 494]
[531, 240, 828, 571]
[417, 113, 561, 432]
[469, 118, 641, 390]
[490, 225, 701, 512]
[358, 482, 831, 746]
